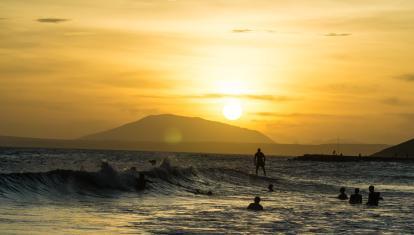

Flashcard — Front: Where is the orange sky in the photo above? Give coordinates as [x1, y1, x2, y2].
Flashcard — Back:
[1, 0, 414, 144]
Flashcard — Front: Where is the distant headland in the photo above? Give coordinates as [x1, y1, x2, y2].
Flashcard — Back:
[0, 114, 392, 156]
[293, 138, 414, 161]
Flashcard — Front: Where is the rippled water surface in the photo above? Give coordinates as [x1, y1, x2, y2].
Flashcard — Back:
[0, 148, 413, 234]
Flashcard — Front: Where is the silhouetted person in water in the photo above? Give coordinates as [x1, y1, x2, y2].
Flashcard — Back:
[99, 161, 117, 176]
[268, 184, 274, 192]
[100, 161, 110, 172]
[135, 173, 150, 191]
[125, 166, 138, 175]
[338, 187, 348, 200]
[254, 148, 266, 176]
[247, 196, 263, 211]
[349, 188, 362, 204]
[366, 185, 383, 206]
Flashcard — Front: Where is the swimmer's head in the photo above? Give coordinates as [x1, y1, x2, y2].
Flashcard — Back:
[100, 160, 110, 170]
[254, 196, 261, 204]
[354, 188, 360, 194]
[369, 185, 374, 192]
[268, 184, 274, 191]
[340, 187, 346, 193]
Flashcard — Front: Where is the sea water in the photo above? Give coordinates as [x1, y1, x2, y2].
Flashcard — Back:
[0, 148, 413, 234]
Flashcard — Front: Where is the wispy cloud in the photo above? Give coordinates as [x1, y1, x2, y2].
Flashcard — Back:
[36, 18, 69, 23]
[232, 28, 253, 33]
[231, 28, 301, 35]
[322, 10, 414, 32]
[97, 70, 176, 89]
[399, 113, 414, 119]
[253, 112, 359, 119]
[324, 83, 379, 93]
[381, 97, 406, 106]
[187, 93, 295, 102]
[325, 33, 351, 37]
[395, 74, 414, 82]
[389, 112, 414, 121]
[134, 93, 296, 102]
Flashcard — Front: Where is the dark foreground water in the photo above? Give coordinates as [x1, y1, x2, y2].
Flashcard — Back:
[0, 147, 413, 234]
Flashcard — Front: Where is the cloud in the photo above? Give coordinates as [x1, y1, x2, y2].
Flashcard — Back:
[231, 28, 299, 35]
[389, 112, 414, 122]
[381, 97, 406, 106]
[63, 31, 96, 37]
[399, 113, 414, 119]
[188, 93, 295, 102]
[324, 83, 378, 93]
[395, 74, 414, 82]
[323, 10, 414, 32]
[103, 102, 158, 116]
[244, 94, 293, 101]
[97, 70, 176, 89]
[36, 18, 69, 23]
[253, 112, 359, 119]
[232, 28, 253, 33]
[325, 33, 351, 37]
[133, 93, 296, 102]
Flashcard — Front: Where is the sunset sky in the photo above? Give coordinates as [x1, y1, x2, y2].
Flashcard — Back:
[1, 0, 414, 144]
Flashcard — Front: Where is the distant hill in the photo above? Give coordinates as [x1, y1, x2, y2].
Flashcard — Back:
[80, 114, 274, 144]
[0, 114, 390, 156]
[372, 138, 414, 157]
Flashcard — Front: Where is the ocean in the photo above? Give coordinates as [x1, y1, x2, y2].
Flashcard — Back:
[0, 147, 413, 234]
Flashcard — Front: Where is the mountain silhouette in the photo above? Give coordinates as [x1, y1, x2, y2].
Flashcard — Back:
[80, 114, 274, 144]
[372, 138, 414, 157]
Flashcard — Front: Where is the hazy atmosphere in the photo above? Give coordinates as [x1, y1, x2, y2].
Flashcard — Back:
[2, 2, 414, 234]
[1, 0, 414, 144]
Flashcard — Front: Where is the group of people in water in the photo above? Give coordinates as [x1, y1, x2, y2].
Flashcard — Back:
[338, 185, 383, 206]
[247, 185, 384, 211]
[247, 148, 384, 211]
[131, 148, 268, 195]
[102, 148, 384, 212]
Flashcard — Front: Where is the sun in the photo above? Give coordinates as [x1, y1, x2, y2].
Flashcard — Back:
[223, 99, 243, 120]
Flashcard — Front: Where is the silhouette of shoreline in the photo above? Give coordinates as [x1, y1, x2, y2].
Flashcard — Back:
[293, 154, 414, 162]
[0, 135, 388, 156]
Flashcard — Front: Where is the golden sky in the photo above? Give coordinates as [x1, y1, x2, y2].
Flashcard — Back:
[1, 0, 414, 144]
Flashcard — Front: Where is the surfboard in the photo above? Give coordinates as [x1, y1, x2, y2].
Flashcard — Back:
[247, 173, 275, 181]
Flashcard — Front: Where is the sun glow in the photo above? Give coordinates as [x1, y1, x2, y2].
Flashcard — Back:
[222, 99, 243, 120]
[216, 80, 247, 95]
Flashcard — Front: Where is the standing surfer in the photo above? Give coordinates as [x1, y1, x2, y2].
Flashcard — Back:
[254, 148, 266, 176]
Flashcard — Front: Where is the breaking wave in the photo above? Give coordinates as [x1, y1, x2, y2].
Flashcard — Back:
[0, 159, 352, 200]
